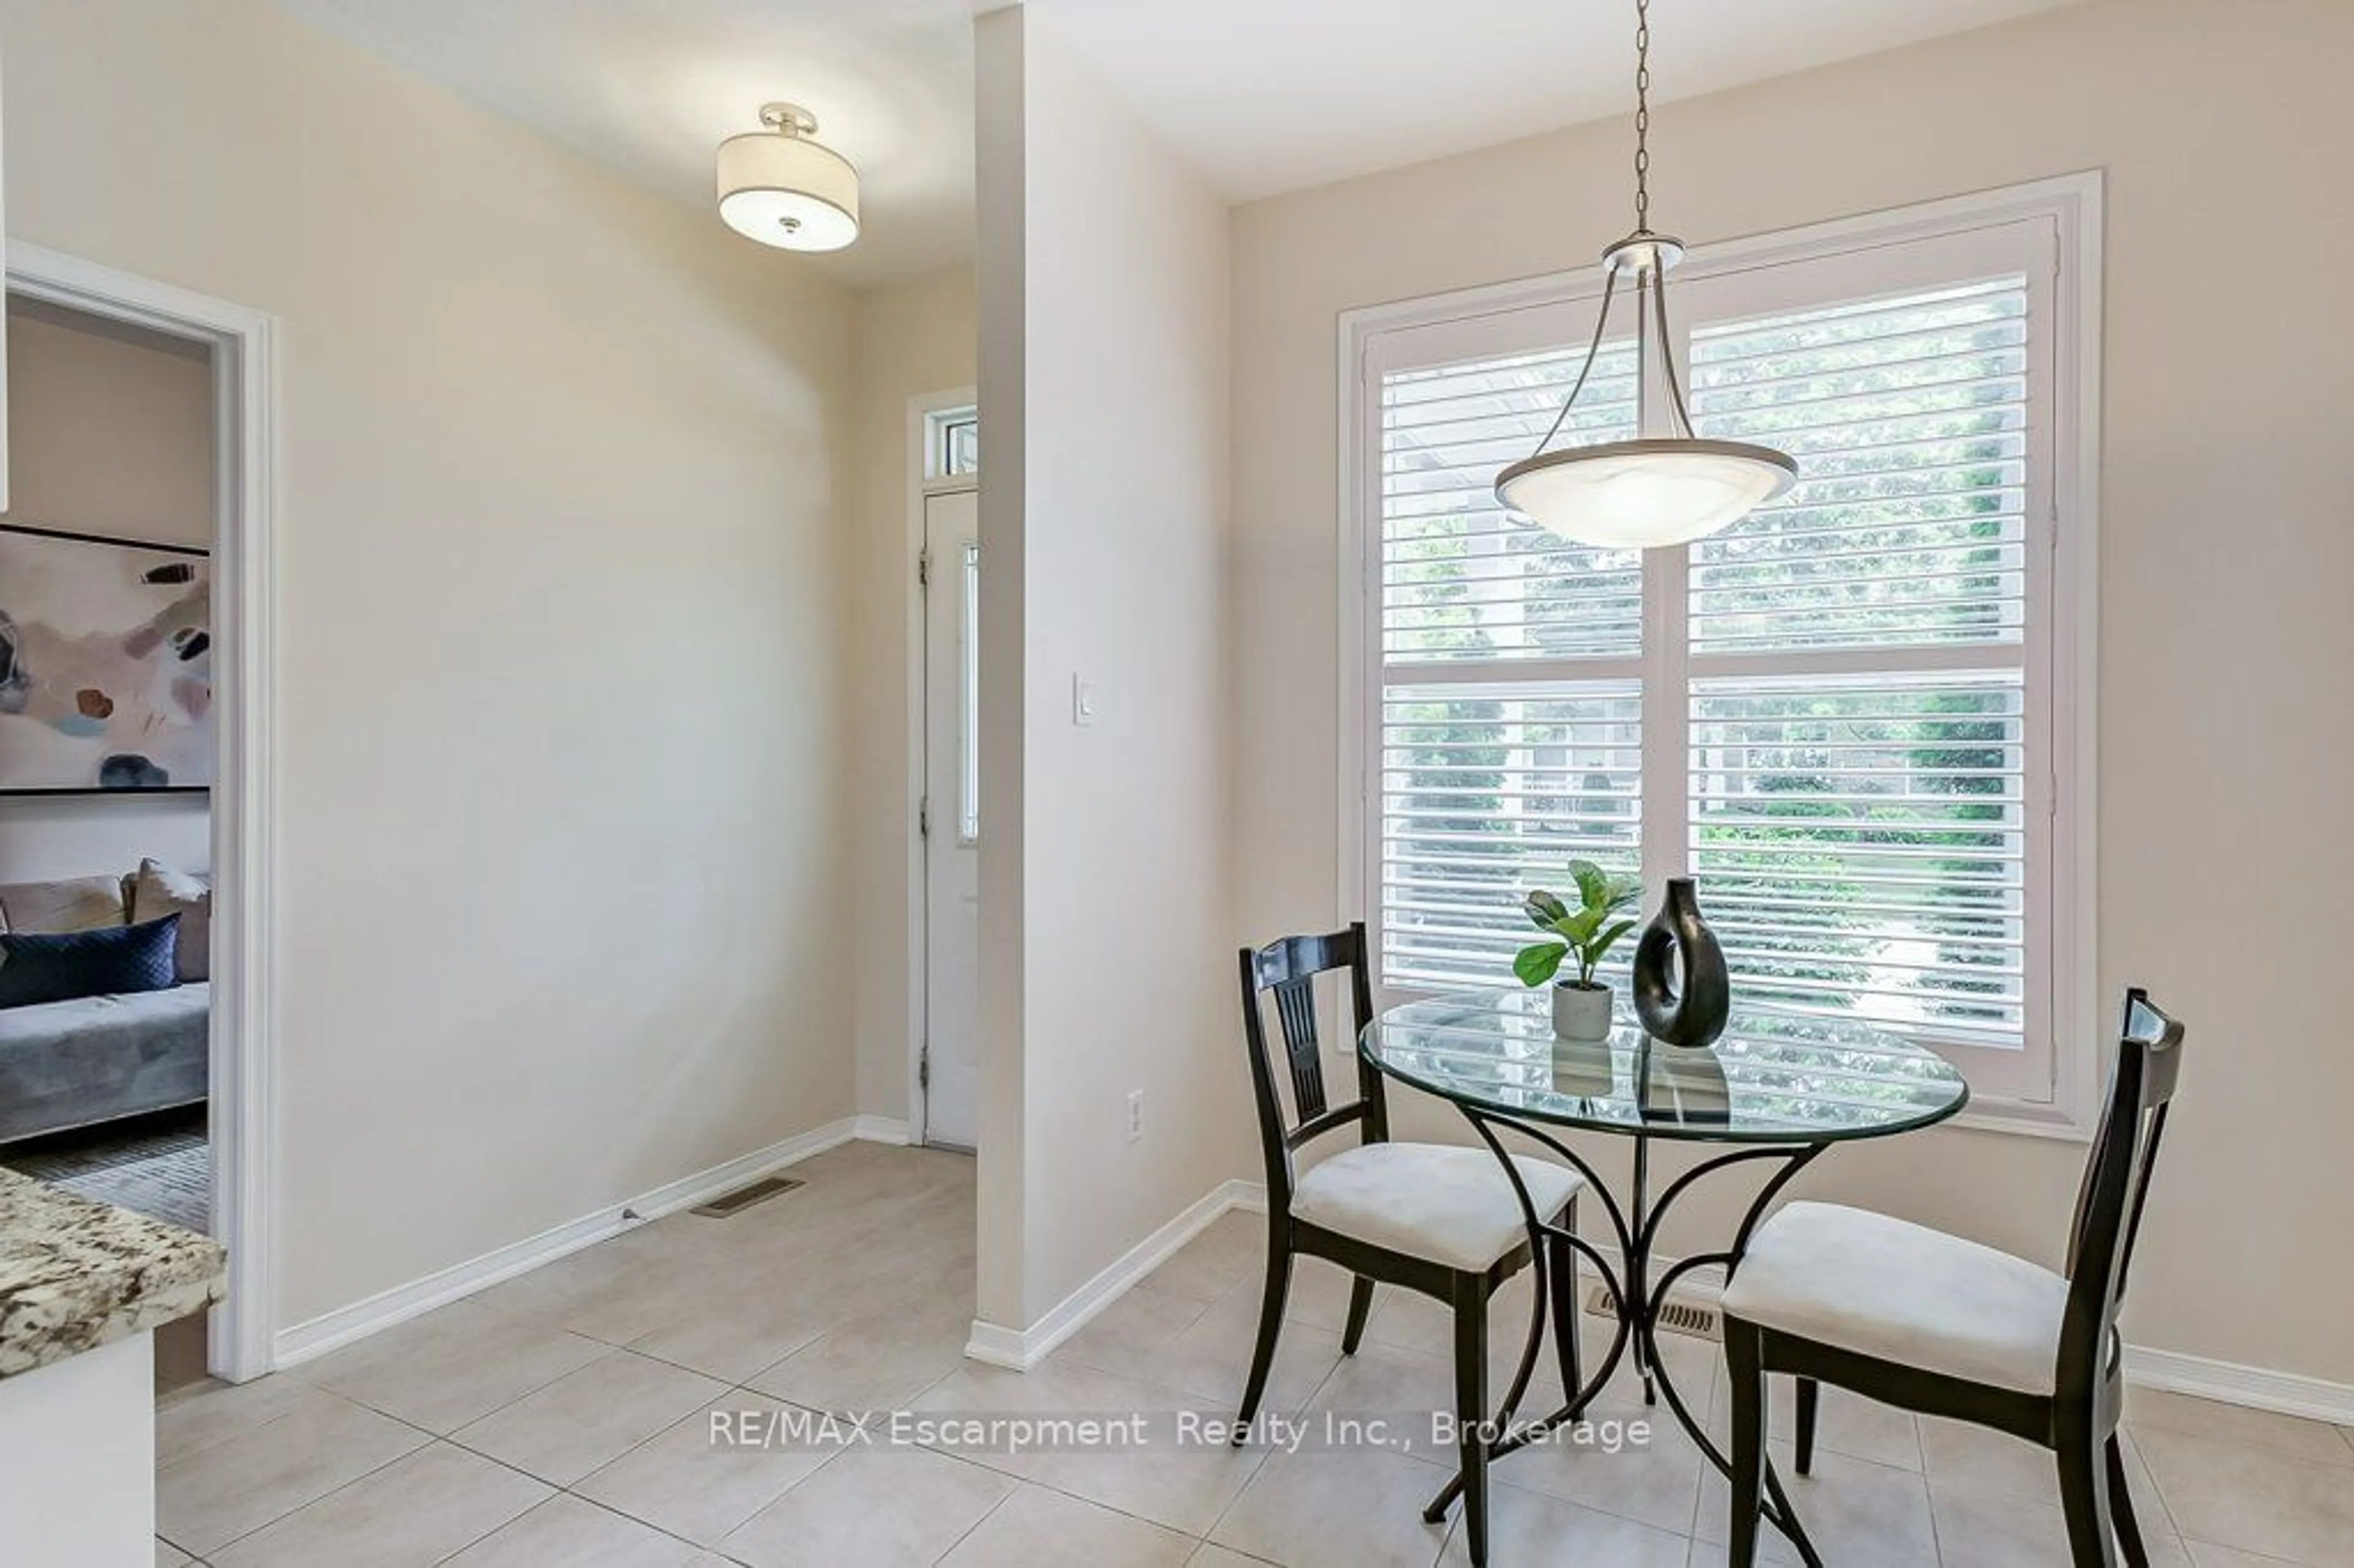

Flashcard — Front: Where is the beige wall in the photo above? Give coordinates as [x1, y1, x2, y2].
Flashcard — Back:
[1, 0, 862, 1326]
[974, 8, 1249, 1330]
[6, 300, 212, 547]
[1230, 0, 2354, 1383]
[973, 5, 1030, 1329]
[847, 268, 977, 1125]
[0, 299, 215, 881]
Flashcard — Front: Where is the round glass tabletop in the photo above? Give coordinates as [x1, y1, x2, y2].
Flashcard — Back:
[1361, 988, 1970, 1143]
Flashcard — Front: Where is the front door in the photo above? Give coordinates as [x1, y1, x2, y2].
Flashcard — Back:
[921, 488, 980, 1149]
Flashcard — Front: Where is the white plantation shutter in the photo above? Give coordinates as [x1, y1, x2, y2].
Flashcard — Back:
[1381, 681, 1641, 988]
[1686, 672, 2027, 1045]
[1382, 344, 1642, 663]
[1681, 275, 2038, 1062]
[1353, 206, 2081, 1113]
[1377, 341, 1644, 989]
[1686, 278, 2030, 655]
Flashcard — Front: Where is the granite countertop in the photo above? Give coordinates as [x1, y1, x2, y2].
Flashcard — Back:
[0, 1168, 226, 1380]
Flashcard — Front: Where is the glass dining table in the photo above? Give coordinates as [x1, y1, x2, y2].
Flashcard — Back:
[1360, 986, 1970, 1566]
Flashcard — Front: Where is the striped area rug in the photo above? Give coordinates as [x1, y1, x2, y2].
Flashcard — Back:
[3, 1111, 210, 1234]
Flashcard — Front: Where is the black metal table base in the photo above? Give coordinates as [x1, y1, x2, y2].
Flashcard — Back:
[1420, 1110, 1830, 1567]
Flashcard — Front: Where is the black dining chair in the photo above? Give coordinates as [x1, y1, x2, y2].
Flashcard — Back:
[1720, 989, 2184, 1567]
[1235, 924, 1583, 1567]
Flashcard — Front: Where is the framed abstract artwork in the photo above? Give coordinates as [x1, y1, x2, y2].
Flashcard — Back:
[0, 523, 213, 794]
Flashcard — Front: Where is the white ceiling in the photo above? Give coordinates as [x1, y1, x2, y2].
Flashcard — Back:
[278, 0, 978, 287]
[1036, 0, 2080, 202]
[276, 0, 2079, 290]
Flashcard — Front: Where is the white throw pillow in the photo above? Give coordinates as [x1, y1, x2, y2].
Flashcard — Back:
[0, 875, 126, 935]
[131, 859, 211, 984]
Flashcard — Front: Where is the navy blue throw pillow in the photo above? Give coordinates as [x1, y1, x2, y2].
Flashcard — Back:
[0, 915, 181, 1009]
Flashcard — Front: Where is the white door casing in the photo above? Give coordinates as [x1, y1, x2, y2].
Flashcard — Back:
[5, 243, 282, 1379]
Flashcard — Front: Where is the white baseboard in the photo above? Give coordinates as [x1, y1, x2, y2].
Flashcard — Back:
[966, 1178, 1265, 1371]
[2126, 1345, 2354, 1427]
[962, 1317, 1031, 1369]
[275, 1135, 2354, 1433]
[273, 1115, 867, 1369]
[852, 1116, 913, 1147]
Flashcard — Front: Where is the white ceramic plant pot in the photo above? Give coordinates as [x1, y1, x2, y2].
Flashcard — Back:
[1551, 981, 1614, 1042]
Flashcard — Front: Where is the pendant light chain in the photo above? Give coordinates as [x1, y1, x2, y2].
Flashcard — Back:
[1633, 0, 1652, 233]
[1503, 0, 1797, 534]
[1528, 0, 1667, 463]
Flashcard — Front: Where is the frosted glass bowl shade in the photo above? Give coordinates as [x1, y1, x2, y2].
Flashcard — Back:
[1495, 438, 1799, 549]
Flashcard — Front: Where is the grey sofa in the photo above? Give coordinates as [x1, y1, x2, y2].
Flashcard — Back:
[0, 871, 210, 1145]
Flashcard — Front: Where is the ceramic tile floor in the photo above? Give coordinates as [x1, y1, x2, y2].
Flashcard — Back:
[151, 1143, 2354, 1566]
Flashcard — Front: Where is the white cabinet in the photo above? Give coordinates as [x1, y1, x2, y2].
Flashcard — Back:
[0, 1333, 154, 1567]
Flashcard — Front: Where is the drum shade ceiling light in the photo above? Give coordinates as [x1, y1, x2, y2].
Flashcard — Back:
[1495, 0, 1795, 548]
[717, 102, 859, 252]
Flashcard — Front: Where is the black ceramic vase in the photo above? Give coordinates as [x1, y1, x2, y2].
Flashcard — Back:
[1632, 878, 1730, 1048]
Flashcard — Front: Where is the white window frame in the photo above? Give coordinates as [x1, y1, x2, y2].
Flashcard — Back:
[927, 403, 980, 481]
[1336, 173, 2103, 1138]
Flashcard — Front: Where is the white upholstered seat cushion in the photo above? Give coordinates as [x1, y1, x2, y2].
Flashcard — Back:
[1721, 1201, 2069, 1395]
[1289, 1143, 1581, 1274]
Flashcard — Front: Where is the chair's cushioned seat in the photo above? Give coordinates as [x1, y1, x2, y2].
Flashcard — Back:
[1721, 1201, 2068, 1395]
[1290, 1143, 1580, 1273]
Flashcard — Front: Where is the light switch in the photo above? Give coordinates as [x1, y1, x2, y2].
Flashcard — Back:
[1072, 674, 1099, 727]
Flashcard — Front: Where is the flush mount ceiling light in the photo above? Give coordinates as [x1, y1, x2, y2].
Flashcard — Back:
[716, 102, 859, 252]
[1495, 0, 1795, 549]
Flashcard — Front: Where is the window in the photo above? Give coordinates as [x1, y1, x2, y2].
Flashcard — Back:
[1344, 180, 2099, 1128]
[928, 406, 979, 479]
[958, 538, 981, 845]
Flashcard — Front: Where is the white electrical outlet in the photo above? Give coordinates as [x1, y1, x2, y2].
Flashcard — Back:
[1125, 1089, 1145, 1143]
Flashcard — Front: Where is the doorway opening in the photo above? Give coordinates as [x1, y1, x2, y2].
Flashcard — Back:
[915, 397, 977, 1151]
[2, 246, 280, 1385]
[0, 292, 216, 1390]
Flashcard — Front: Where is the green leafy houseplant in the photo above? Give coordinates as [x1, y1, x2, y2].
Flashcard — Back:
[1515, 860, 1642, 991]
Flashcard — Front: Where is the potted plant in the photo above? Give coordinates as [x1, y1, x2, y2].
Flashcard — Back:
[1515, 861, 1642, 1041]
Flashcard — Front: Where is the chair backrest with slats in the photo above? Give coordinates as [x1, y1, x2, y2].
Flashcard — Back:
[2057, 988, 2185, 1402]
[1236, 924, 1386, 1210]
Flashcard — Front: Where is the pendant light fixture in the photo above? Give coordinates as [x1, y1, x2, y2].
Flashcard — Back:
[716, 102, 860, 252]
[1495, 0, 1795, 549]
